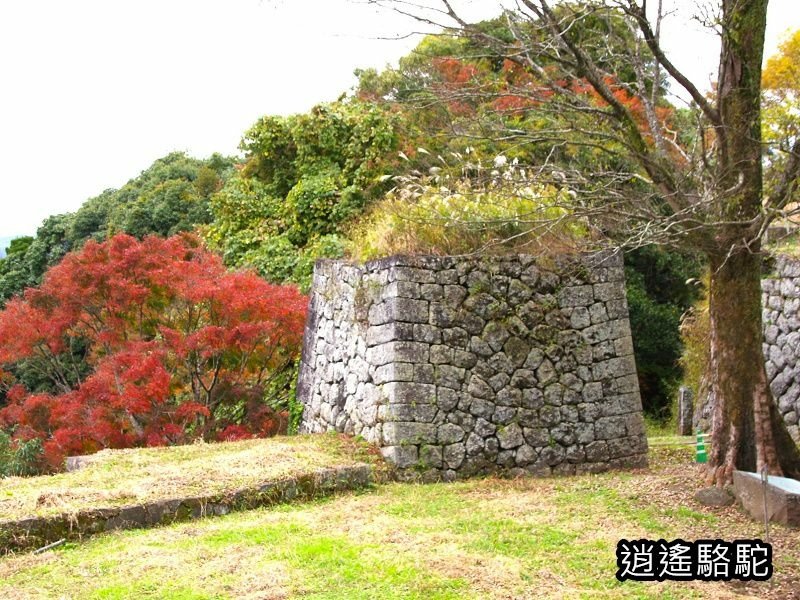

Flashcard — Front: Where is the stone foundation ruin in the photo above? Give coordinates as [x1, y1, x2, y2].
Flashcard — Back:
[298, 252, 648, 480]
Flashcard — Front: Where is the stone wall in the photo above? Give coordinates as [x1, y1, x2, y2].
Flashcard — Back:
[762, 255, 800, 441]
[298, 253, 648, 480]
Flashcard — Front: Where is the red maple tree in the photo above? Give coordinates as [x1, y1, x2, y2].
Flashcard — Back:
[0, 234, 307, 468]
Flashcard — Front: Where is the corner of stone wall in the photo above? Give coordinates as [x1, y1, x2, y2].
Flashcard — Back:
[298, 252, 649, 479]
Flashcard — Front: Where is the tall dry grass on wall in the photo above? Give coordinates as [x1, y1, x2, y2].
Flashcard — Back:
[347, 156, 586, 260]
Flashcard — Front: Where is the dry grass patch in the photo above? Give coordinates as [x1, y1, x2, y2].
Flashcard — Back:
[0, 433, 374, 521]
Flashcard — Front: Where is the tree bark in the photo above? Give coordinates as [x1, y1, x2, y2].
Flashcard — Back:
[707, 249, 800, 484]
[707, 0, 800, 484]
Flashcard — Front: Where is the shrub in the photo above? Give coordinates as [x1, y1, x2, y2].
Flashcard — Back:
[679, 275, 710, 408]
[0, 430, 43, 477]
[206, 99, 398, 285]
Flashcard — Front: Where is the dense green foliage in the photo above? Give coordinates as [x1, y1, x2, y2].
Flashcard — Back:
[205, 100, 399, 290]
[678, 278, 710, 412]
[762, 28, 800, 205]
[0, 152, 234, 305]
[624, 248, 703, 420]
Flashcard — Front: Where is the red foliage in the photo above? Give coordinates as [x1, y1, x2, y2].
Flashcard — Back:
[420, 54, 677, 150]
[432, 57, 479, 85]
[0, 234, 307, 469]
[561, 75, 676, 145]
[491, 94, 538, 115]
[217, 424, 254, 442]
[501, 59, 536, 87]
[428, 57, 486, 118]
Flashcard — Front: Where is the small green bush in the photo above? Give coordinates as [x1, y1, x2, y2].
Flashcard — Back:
[243, 234, 300, 284]
[0, 431, 43, 477]
[285, 168, 346, 246]
[241, 233, 346, 292]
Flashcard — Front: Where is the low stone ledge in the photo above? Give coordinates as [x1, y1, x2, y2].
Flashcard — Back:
[733, 470, 800, 527]
[65, 455, 100, 472]
[0, 463, 375, 554]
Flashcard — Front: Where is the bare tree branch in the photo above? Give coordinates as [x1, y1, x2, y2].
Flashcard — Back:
[765, 139, 800, 210]
[622, 1, 722, 127]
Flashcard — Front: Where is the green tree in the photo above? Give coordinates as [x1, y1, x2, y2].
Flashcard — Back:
[625, 247, 702, 419]
[206, 99, 398, 289]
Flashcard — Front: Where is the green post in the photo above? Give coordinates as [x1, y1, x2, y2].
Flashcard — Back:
[696, 430, 707, 464]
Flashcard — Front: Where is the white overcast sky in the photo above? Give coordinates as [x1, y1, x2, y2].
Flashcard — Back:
[0, 0, 798, 239]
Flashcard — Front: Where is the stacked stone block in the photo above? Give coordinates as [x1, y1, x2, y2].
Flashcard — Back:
[298, 253, 648, 479]
[762, 255, 800, 442]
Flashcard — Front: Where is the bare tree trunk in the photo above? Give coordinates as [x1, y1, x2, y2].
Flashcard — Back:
[707, 249, 800, 484]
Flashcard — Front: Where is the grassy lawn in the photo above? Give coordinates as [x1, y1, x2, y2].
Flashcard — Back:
[0, 434, 374, 521]
[2, 442, 798, 599]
